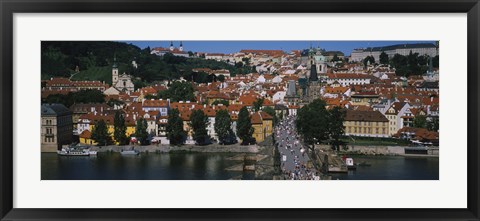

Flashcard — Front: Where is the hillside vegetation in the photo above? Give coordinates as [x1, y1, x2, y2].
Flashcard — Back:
[41, 41, 253, 85]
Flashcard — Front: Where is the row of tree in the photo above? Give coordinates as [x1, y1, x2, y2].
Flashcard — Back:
[364, 51, 439, 77]
[166, 106, 257, 146]
[91, 98, 278, 146]
[91, 111, 149, 146]
[43, 89, 106, 108]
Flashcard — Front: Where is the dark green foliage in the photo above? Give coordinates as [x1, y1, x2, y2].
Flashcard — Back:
[166, 109, 186, 145]
[217, 74, 226, 82]
[190, 109, 210, 145]
[413, 115, 428, 128]
[157, 81, 195, 102]
[237, 107, 255, 145]
[41, 41, 252, 82]
[296, 99, 337, 151]
[253, 98, 264, 112]
[43, 89, 105, 107]
[107, 98, 124, 107]
[134, 118, 149, 145]
[332, 54, 340, 62]
[214, 110, 235, 144]
[379, 51, 389, 64]
[390, 52, 438, 77]
[91, 120, 113, 146]
[113, 111, 128, 145]
[427, 117, 439, 132]
[363, 56, 375, 66]
[328, 106, 346, 150]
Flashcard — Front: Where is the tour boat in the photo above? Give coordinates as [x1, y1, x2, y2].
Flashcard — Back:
[57, 145, 97, 156]
[120, 147, 140, 155]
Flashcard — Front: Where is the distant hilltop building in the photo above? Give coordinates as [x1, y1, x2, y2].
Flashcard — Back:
[151, 41, 189, 57]
[350, 43, 439, 62]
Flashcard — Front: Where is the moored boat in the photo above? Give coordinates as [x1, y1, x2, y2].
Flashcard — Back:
[57, 145, 96, 156]
[120, 147, 140, 155]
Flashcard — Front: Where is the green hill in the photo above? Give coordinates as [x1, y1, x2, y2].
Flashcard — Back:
[41, 41, 253, 84]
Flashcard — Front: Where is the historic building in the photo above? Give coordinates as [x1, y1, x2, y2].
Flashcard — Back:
[150, 41, 189, 57]
[112, 56, 134, 93]
[343, 110, 389, 138]
[41, 103, 73, 152]
[284, 80, 299, 105]
[350, 43, 438, 62]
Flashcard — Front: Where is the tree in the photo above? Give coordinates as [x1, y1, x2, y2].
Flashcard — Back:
[214, 109, 235, 144]
[379, 51, 389, 64]
[91, 119, 113, 146]
[363, 56, 375, 66]
[413, 115, 428, 128]
[332, 54, 340, 62]
[166, 108, 186, 145]
[427, 117, 439, 132]
[242, 57, 251, 65]
[134, 117, 149, 145]
[253, 98, 264, 112]
[113, 111, 128, 145]
[190, 109, 209, 145]
[237, 107, 254, 145]
[217, 74, 226, 82]
[157, 81, 195, 102]
[328, 106, 346, 150]
[296, 99, 330, 151]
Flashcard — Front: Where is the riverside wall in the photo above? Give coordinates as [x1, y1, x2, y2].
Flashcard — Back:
[315, 144, 439, 156]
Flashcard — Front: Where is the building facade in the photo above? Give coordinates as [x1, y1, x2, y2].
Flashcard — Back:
[344, 110, 389, 138]
[41, 104, 73, 152]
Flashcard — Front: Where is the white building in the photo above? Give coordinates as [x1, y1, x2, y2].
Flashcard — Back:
[350, 43, 438, 62]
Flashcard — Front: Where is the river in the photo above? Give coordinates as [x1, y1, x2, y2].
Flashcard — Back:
[329, 155, 439, 180]
[42, 152, 254, 180]
[41, 153, 439, 180]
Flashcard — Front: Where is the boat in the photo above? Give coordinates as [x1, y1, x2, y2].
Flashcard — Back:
[344, 157, 357, 170]
[120, 147, 140, 155]
[57, 145, 97, 156]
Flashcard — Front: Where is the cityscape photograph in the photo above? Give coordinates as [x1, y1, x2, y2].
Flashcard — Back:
[41, 41, 439, 180]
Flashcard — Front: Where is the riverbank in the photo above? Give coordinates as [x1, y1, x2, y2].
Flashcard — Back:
[315, 144, 439, 157]
[88, 143, 261, 153]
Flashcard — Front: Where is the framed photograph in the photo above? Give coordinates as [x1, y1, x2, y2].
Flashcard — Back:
[1, 0, 479, 220]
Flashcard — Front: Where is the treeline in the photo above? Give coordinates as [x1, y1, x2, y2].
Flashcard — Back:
[41, 41, 253, 83]
[363, 51, 439, 77]
[42, 89, 106, 107]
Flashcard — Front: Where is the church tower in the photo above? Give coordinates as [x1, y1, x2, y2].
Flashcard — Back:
[169, 41, 174, 51]
[112, 55, 119, 86]
[179, 41, 184, 52]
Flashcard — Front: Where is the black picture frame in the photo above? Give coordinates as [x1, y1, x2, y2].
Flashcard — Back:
[1, 0, 479, 220]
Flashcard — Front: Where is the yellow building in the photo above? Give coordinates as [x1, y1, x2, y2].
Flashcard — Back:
[251, 111, 273, 143]
[81, 115, 137, 145]
[344, 110, 389, 137]
[79, 130, 97, 145]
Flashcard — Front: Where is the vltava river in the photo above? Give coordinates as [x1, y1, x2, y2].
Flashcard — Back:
[42, 152, 254, 180]
[42, 153, 438, 180]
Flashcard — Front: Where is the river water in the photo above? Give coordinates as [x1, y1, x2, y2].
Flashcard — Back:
[329, 156, 439, 180]
[41, 153, 438, 180]
[41, 152, 254, 180]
